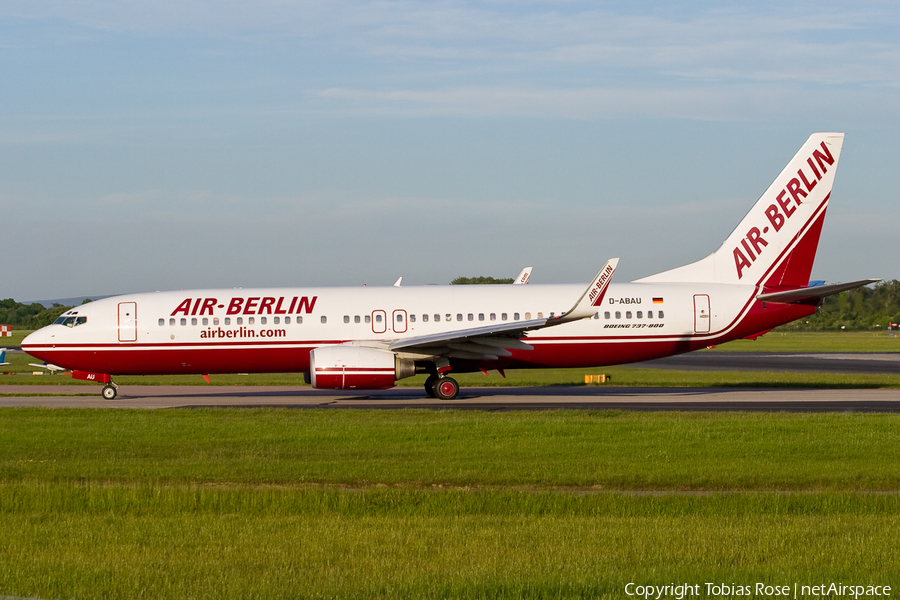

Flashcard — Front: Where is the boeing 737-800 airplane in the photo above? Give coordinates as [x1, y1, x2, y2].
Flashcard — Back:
[23, 133, 876, 400]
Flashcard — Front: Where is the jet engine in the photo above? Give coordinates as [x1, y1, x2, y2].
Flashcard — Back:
[309, 345, 416, 390]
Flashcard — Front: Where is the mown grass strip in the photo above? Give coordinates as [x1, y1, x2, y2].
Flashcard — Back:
[2, 484, 900, 517]
[1, 499, 897, 599]
[3, 408, 900, 490]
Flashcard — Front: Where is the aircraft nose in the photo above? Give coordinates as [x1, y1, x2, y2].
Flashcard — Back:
[22, 327, 52, 350]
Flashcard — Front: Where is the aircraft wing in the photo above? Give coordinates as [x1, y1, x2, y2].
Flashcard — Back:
[389, 259, 618, 361]
[757, 279, 880, 304]
[29, 362, 66, 373]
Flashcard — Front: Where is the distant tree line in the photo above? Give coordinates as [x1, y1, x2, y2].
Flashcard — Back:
[0, 299, 85, 329]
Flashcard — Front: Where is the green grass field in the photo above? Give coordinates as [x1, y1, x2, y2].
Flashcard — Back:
[1, 408, 899, 598]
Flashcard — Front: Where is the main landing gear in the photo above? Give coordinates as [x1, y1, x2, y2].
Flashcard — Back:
[424, 374, 459, 400]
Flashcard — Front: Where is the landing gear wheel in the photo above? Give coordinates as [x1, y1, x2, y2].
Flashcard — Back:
[432, 377, 459, 400]
[101, 385, 117, 400]
[424, 374, 438, 398]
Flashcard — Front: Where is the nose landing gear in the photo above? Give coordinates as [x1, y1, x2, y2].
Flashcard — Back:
[72, 370, 118, 400]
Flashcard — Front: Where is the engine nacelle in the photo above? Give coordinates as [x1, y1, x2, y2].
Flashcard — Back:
[309, 345, 415, 390]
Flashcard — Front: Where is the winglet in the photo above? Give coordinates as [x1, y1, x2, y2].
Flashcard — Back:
[514, 267, 533, 284]
[556, 258, 619, 323]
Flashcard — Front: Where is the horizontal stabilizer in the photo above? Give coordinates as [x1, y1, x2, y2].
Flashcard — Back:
[757, 278, 880, 304]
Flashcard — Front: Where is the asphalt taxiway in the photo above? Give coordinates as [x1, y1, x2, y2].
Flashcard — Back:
[2, 384, 900, 412]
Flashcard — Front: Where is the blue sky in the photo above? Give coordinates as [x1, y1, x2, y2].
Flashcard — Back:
[2, 1, 898, 300]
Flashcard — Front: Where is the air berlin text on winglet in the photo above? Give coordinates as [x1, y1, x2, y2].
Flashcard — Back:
[589, 264, 616, 306]
[733, 141, 835, 279]
[170, 296, 318, 317]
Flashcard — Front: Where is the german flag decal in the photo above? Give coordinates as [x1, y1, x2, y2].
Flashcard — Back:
[652, 297, 664, 304]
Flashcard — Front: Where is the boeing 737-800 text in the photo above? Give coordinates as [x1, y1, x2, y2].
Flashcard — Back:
[23, 133, 876, 400]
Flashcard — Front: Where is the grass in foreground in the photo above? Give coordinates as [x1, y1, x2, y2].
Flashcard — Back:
[1, 409, 900, 598]
[1, 487, 898, 600]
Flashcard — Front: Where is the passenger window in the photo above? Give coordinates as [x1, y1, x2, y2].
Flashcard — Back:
[365, 315, 371, 323]
[636, 311, 642, 319]
[202, 318, 209, 326]
[659, 311, 665, 318]
[593, 312, 598, 319]
[354, 316, 360, 323]
[321, 316, 327, 323]
[248, 317, 254, 325]
[502, 313, 507, 321]
[434, 314, 440, 322]
[213, 318, 219, 326]
[648, 311, 653, 319]
[169, 318, 176, 326]
[397, 314, 404, 322]
[285, 316, 291, 324]
[525, 312, 531, 320]
[191, 318, 198, 326]
[537, 312, 543, 319]
[490, 313, 496, 321]
[273, 317, 280, 324]
[457, 314, 463, 321]
[446, 314, 451, 322]
[410, 314, 416, 323]
[158, 318, 164, 326]
[260, 317, 266, 325]
[375, 314, 382, 323]
[181, 318, 187, 326]
[626, 311, 632, 319]
[225, 318, 231, 325]
[423, 314, 429, 322]
[604, 312, 611, 319]
[514, 313, 520, 320]
[615, 312, 621, 319]
[467, 313, 473, 321]
[344, 315, 350, 324]
[478, 313, 484, 321]
[297, 316, 303, 324]
[236, 317, 243, 325]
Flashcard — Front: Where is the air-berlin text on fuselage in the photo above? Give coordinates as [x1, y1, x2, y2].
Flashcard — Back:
[733, 141, 835, 280]
[170, 296, 318, 317]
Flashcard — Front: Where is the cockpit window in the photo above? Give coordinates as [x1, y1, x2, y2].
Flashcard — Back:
[53, 315, 87, 327]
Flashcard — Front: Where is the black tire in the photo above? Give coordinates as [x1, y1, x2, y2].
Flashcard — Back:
[432, 377, 459, 400]
[102, 385, 117, 400]
[424, 374, 438, 397]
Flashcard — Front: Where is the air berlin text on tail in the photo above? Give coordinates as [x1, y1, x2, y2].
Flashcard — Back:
[733, 141, 835, 279]
[170, 296, 319, 317]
